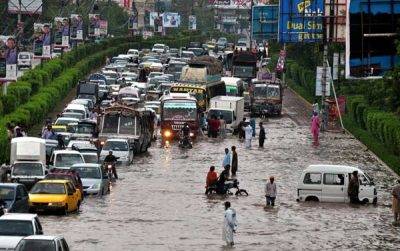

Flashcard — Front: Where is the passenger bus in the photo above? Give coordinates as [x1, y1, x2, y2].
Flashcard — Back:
[160, 93, 200, 140]
[98, 104, 154, 154]
[169, 83, 207, 112]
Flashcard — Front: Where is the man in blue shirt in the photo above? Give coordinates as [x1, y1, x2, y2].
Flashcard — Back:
[62, 19, 69, 36]
[222, 148, 231, 169]
[5, 37, 17, 65]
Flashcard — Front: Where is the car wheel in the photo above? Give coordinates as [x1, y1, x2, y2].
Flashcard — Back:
[63, 204, 68, 216]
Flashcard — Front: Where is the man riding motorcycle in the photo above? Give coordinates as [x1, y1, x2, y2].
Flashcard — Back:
[103, 150, 119, 179]
[180, 123, 191, 146]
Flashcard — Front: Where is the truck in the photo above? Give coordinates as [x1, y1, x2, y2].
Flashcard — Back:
[77, 80, 99, 105]
[10, 137, 47, 188]
[207, 96, 244, 133]
[251, 79, 283, 116]
[232, 52, 258, 84]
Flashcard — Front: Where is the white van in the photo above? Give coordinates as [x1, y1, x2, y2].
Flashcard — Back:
[297, 164, 377, 204]
[49, 150, 85, 170]
[221, 77, 244, 97]
[63, 104, 89, 119]
[17, 52, 32, 70]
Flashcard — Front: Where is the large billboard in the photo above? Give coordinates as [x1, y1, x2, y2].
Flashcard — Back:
[162, 13, 180, 28]
[8, 0, 42, 14]
[346, 0, 400, 78]
[88, 14, 101, 37]
[279, 0, 325, 43]
[252, 5, 279, 41]
[54, 17, 70, 48]
[33, 23, 51, 59]
[70, 14, 84, 40]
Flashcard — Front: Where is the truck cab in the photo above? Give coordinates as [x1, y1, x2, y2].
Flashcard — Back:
[10, 138, 47, 189]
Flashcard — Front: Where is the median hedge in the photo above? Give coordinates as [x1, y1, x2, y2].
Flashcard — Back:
[0, 34, 207, 164]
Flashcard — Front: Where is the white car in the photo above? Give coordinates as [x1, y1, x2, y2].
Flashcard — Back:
[15, 235, 69, 251]
[17, 52, 32, 70]
[100, 139, 133, 165]
[0, 213, 43, 250]
[49, 150, 85, 170]
[70, 164, 108, 196]
[297, 164, 377, 204]
[54, 117, 80, 126]
[152, 43, 167, 53]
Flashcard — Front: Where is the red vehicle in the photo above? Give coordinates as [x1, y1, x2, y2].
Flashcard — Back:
[160, 93, 199, 141]
[45, 170, 84, 200]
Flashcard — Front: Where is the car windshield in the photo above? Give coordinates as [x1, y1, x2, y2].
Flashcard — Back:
[0, 220, 34, 236]
[181, 52, 194, 58]
[163, 100, 197, 121]
[103, 141, 128, 151]
[267, 86, 280, 99]
[19, 54, 30, 59]
[207, 110, 233, 124]
[0, 187, 14, 201]
[76, 124, 95, 134]
[188, 49, 203, 56]
[72, 167, 101, 179]
[55, 154, 84, 167]
[16, 239, 56, 251]
[30, 183, 66, 194]
[13, 163, 43, 176]
[234, 66, 254, 78]
[62, 113, 83, 119]
[153, 45, 164, 49]
[254, 85, 268, 96]
[83, 154, 99, 164]
[56, 119, 77, 125]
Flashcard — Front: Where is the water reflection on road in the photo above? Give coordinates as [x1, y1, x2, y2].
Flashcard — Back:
[41, 115, 400, 250]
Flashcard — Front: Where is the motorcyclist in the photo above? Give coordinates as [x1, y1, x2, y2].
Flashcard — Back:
[216, 165, 231, 194]
[180, 123, 191, 145]
[103, 150, 118, 179]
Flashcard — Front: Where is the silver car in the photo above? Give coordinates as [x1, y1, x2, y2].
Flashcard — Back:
[70, 164, 108, 196]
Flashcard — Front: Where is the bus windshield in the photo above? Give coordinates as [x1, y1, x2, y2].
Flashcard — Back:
[267, 86, 280, 99]
[254, 84, 268, 96]
[233, 66, 254, 78]
[163, 100, 197, 121]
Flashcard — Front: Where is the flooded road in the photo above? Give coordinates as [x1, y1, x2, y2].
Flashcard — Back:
[41, 90, 400, 250]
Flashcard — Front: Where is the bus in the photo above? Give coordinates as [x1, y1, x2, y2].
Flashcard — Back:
[169, 83, 207, 112]
[160, 93, 200, 140]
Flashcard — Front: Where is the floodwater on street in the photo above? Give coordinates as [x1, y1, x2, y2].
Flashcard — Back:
[40, 102, 400, 250]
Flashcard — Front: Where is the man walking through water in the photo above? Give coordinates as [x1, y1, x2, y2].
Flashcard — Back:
[231, 146, 238, 176]
[223, 201, 237, 246]
[243, 122, 253, 149]
[348, 171, 360, 204]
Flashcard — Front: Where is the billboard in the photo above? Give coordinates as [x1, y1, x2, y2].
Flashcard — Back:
[163, 13, 180, 28]
[89, 14, 101, 37]
[70, 14, 84, 40]
[99, 20, 108, 35]
[8, 0, 42, 14]
[346, 0, 400, 78]
[128, 11, 138, 30]
[189, 15, 197, 30]
[279, 0, 325, 43]
[149, 12, 159, 26]
[54, 17, 70, 48]
[252, 5, 279, 41]
[33, 23, 51, 59]
[0, 36, 18, 80]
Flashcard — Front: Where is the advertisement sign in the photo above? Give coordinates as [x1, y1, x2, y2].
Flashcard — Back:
[8, 0, 42, 14]
[149, 12, 159, 26]
[33, 23, 51, 59]
[89, 14, 101, 37]
[54, 17, 70, 48]
[279, 0, 325, 43]
[162, 13, 181, 28]
[0, 37, 17, 80]
[128, 12, 138, 30]
[189, 15, 197, 30]
[252, 5, 279, 41]
[276, 50, 286, 73]
[99, 20, 108, 35]
[70, 14, 84, 40]
[332, 52, 339, 80]
[346, 0, 400, 78]
[315, 66, 331, 96]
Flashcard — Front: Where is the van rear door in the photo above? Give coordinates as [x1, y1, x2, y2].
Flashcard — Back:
[322, 173, 346, 202]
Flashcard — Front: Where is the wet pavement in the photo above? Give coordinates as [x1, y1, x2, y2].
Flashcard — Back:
[41, 89, 400, 250]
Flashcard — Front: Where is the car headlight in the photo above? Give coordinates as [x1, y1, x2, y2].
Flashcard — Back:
[91, 184, 100, 189]
[164, 130, 172, 138]
[48, 202, 62, 207]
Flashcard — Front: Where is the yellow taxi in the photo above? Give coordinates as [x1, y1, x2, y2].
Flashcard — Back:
[207, 41, 216, 50]
[51, 124, 67, 133]
[29, 180, 82, 215]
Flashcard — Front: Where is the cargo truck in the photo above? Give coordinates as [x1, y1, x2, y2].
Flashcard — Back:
[207, 96, 244, 133]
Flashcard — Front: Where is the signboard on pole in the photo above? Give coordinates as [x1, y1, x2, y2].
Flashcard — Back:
[128, 12, 138, 30]
[189, 15, 197, 30]
[316, 66, 331, 96]
[0, 36, 18, 81]
[99, 20, 108, 35]
[162, 13, 180, 28]
[8, 0, 42, 14]
[89, 14, 101, 37]
[33, 23, 51, 59]
[279, 0, 325, 43]
[252, 5, 279, 41]
[346, 0, 400, 78]
[54, 17, 70, 48]
[149, 12, 158, 26]
[332, 52, 339, 80]
[70, 14, 84, 40]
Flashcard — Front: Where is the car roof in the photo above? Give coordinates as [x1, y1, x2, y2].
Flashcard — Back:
[71, 163, 102, 168]
[37, 179, 70, 184]
[0, 213, 38, 220]
[22, 235, 63, 240]
[304, 164, 364, 174]
[105, 138, 128, 143]
[0, 183, 20, 188]
[53, 150, 82, 155]
[57, 117, 79, 121]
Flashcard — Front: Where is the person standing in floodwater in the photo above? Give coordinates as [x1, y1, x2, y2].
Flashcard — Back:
[243, 122, 253, 148]
[265, 176, 277, 206]
[348, 171, 360, 204]
[259, 122, 266, 148]
[311, 112, 320, 146]
[231, 146, 238, 176]
[223, 201, 237, 246]
[392, 179, 400, 222]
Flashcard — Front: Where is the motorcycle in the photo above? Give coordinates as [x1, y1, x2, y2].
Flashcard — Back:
[179, 131, 193, 149]
[205, 179, 248, 196]
[103, 161, 117, 191]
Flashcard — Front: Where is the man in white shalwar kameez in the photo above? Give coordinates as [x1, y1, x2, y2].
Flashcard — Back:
[223, 201, 237, 246]
[242, 123, 253, 148]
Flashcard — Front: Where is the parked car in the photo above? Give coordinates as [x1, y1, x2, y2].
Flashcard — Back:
[0, 213, 43, 250]
[15, 235, 70, 251]
[17, 52, 32, 70]
[297, 164, 377, 204]
[71, 164, 108, 196]
[0, 183, 29, 213]
[29, 180, 82, 214]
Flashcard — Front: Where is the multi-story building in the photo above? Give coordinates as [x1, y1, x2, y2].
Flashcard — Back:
[209, 0, 251, 34]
